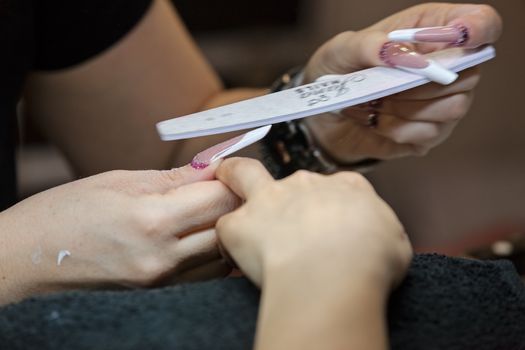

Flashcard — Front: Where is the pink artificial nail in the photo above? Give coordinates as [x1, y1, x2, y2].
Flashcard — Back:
[388, 25, 469, 46]
[190, 125, 272, 169]
[379, 42, 458, 85]
[380, 42, 429, 68]
[191, 135, 243, 169]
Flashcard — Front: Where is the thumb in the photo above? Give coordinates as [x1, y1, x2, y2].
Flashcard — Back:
[304, 30, 389, 82]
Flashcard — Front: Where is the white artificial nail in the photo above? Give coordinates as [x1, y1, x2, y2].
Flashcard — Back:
[388, 26, 468, 46]
[398, 59, 458, 85]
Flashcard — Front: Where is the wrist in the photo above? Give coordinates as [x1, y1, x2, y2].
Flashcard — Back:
[263, 252, 392, 300]
[257, 260, 388, 349]
[303, 115, 381, 167]
[262, 68, 381, 177]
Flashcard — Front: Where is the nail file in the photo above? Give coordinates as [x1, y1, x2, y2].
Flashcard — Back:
[157, 46, 495, 141]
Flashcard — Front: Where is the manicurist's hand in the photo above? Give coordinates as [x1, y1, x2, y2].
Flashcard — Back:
[0, 163, 240, 305]
[216, 157, 412, 290]
[215, 158, 413, 350]
[302, 3, 502, 162]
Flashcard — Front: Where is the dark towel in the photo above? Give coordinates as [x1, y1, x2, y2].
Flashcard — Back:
[0, 254, 524, 350]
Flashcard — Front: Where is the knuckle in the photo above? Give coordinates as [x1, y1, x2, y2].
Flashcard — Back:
[291, 169, 318, 183]
[336, 171, 370, 188]
[219, 157, 258, 178]
[158, 169, 183, 186]
[327, 31, 358, 62]
[477, 4, 496, 19]
[198, 181, 241, 214]
[217, 185, 243, 211]
[134, 256, 170, 287]
[416, 124, 442, 144]
[334, 30, 356, 48]
[390, 129, 409, 144]
[294, 169, 312, 178]
[446, 94, 471, 121]
[134, 205, 168, 237]
[216, 213, 243, 247]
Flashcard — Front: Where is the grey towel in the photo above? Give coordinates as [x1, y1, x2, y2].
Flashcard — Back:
[0, 254, 524, 350]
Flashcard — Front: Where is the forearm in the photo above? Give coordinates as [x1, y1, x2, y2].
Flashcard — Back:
[256, 267, 389, 350]
[24, 0, 268, 175]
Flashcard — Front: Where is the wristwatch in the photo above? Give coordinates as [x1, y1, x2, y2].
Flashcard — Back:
[262, 67, 380, 178]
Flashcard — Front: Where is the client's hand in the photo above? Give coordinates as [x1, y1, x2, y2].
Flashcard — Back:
[303, 3, 502, 162]
[0, 163, 240, 304]
[216, 158, 412, 349]
[215, 158, 412, 292]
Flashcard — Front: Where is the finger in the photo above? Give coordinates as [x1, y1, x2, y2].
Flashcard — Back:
[171, 229, 222, 272]
[334, 30, 388, 70]
[343, 127, 425, 160]
[447, 4, 503, 48]
[371, 114, 458, 148]
[357, 91, 474, 123]
[383, 4, 502, 51]
[140, 161, 221, 194]
[314, 29, 456, 84]
[161, 180, 241, 235]
[344, 109, 453, 146]
[329, 171, 376, 193]
[167, 259, 232, 284]
[390, 67, 480, 101]
[305, 30, 389, 79]
[215, 157, 274, 200]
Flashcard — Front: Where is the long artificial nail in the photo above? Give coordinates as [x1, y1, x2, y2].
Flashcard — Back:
[388, 25, 469, 46]
[191, 125, 272, 169]
[379, 42, 458, 85]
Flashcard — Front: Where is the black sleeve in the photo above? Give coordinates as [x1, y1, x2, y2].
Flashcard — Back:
[33, 0, 153, 71]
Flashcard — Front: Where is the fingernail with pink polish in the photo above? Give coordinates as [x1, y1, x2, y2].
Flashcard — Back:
[379, 42, 458, 85]
[388, 25, 469, 46]
[191, 125, 272, 169]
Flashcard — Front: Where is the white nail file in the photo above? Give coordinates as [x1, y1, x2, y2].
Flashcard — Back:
[157, 46, 495, 141]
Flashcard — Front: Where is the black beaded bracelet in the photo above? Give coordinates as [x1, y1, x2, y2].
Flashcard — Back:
[261, 67, 381, 178]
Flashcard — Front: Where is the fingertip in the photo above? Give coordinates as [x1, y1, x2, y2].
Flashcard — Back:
[447, 5, 502, 48]
[327, 29, 391, 71]
[358, 30, 392, 67]
[216, 157, 273, 199]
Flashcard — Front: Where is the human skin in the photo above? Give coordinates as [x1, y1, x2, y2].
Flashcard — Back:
[0, 162, 240, 305]
[23, 1, 502, 170]
[215, 158, 413, 350]
[303, 3, 502, 162]
[0, 1, 501, 302]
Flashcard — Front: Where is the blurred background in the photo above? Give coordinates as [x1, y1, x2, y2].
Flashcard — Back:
[17, 0, 525, 259]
